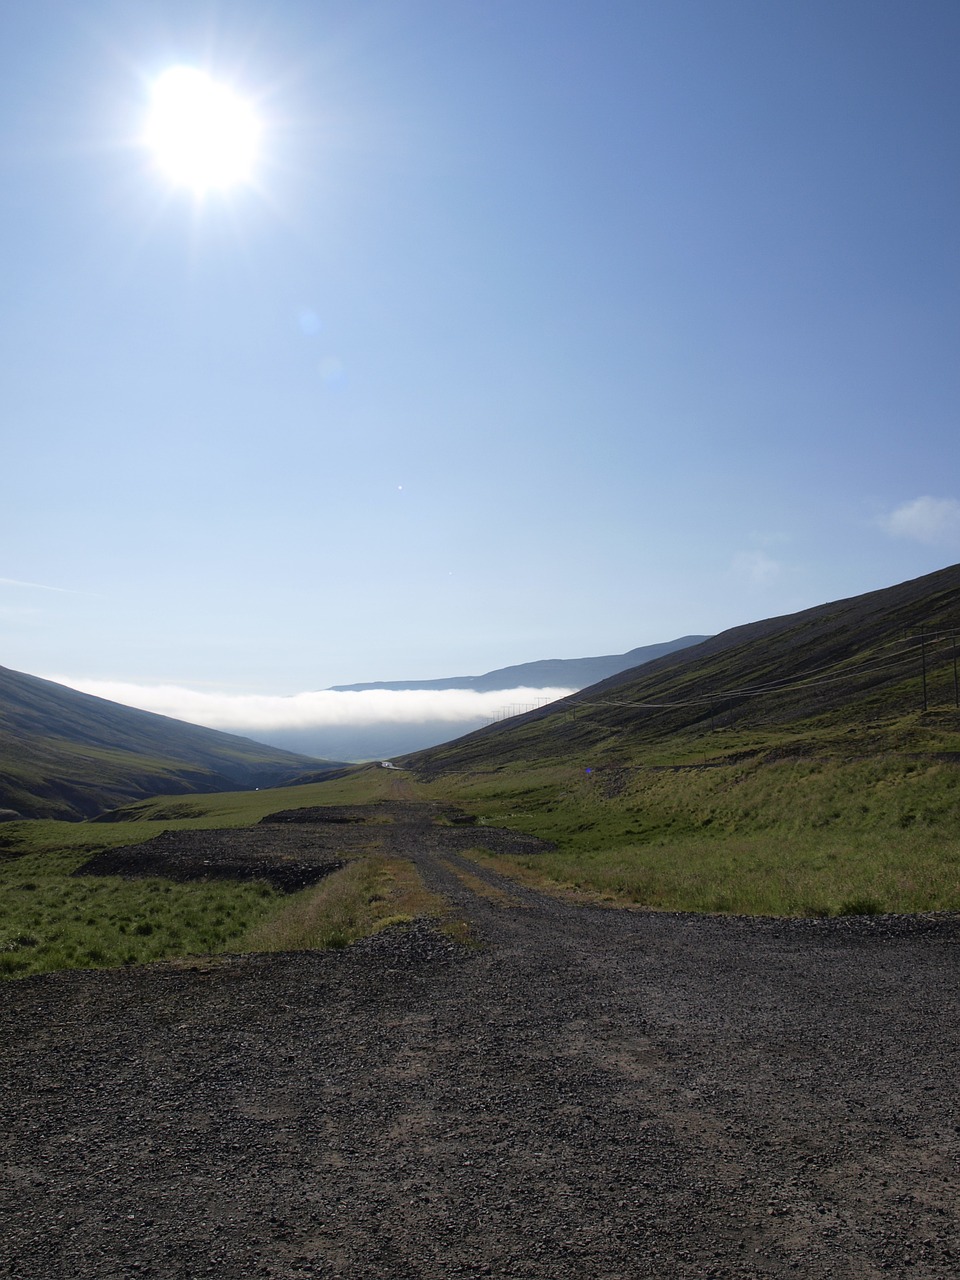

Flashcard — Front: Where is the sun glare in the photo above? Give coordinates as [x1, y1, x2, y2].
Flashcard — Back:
[144, 66, 261, 194]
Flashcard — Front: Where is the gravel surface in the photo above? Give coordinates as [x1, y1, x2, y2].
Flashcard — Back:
[2, 803, 960, 1278]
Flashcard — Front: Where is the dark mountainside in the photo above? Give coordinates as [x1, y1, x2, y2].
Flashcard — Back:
[329, 635, 708, 693]
[0, 665, 335, 821]
[402, 563, 960, 772]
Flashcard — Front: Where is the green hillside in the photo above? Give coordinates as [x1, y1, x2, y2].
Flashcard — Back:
[0, 665, 335, 820]
[403, 563, 960, 773]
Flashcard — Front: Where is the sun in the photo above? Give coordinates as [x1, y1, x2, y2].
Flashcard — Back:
[144, 66, 261, 195]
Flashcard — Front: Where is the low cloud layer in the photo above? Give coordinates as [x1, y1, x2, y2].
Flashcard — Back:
[883, 496, 960, 546]
[51, 678, 575, 734]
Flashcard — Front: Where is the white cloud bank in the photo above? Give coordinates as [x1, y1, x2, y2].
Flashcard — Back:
[883, 496, 960, 546]
[50, 679, 576, 733]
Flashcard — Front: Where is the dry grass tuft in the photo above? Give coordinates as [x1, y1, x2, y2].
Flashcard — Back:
[238, 855, 459, 953]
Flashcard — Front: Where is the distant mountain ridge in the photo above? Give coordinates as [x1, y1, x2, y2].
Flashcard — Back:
[401, 563, 960, 773]
[329, 636, 709, 694]
[0, 665, 336, 821]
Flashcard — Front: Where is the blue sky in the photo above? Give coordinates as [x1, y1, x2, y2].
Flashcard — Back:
[3, 0, 959, 726]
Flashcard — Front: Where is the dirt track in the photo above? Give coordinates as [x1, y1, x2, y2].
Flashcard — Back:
[2, 803, 960, 1278]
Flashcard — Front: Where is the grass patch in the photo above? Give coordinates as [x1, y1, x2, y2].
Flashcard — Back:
[238, 855, 457, 953]
[436, 857, 529, 909]
[0, 870, 281, 979]
[0, 833, 455, 981]
[421, 752, 960, 917]
[0, 766, 451, 980]
[470, 828, 960, 917]
[0, 818, 285, 979]
[93, 762, 402, 830]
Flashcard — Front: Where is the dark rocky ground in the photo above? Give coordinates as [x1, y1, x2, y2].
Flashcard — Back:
[76, 824, 348, 893]
[2, 803, 960, 1278]
[75, 804, 549, 893]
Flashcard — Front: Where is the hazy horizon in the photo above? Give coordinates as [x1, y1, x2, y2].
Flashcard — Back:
[45, 676, 575, 761]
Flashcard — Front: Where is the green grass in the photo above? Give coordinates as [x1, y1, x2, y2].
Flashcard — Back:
[100, 762, 399, 828]
[0, 765, 449, 979]
[0, 778, 351, 980]
[419, 750, 960, 917]
[471, 829, 960, 917]
[0, 867, 281, 979]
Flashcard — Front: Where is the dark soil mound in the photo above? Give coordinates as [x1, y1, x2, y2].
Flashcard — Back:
[76, 826, 345, 893]
[260, 800, 553, 858]
[260, 801, 477, 827]
[261, 806, 372, 825]
[75, 804, 552, 896]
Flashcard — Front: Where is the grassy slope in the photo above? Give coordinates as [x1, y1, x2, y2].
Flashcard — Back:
[0, 664, 331, 819]
[415, 749, 960, 917]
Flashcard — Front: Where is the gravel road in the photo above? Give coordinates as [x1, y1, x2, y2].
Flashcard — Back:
[2, 803, 959, 1279]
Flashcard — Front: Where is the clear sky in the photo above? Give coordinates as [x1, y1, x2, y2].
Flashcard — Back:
[3, 0, 959, 716]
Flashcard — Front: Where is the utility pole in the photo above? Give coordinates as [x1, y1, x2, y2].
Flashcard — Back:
[921, 628, 928, 712]
[953, 631, 959, 710]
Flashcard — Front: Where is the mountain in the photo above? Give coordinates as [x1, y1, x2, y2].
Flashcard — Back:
[329, 636, 708, 693]
[0, 665, 337, 821]
[246, 636, 711, 760]
[401, 564, 960, 773]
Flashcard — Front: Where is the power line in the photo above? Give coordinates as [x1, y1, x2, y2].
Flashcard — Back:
[560, 623, 960, 716]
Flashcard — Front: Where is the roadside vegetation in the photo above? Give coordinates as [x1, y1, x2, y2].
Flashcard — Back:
[420, 727, 960, 917]
[0, 842, 280, 980]
[239, 854, 456, 953]
[0, 768, 449, 980]
[88, 764, 401, 828]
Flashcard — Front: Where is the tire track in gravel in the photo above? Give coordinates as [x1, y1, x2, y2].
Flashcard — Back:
[1, 804, 959, 1279]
